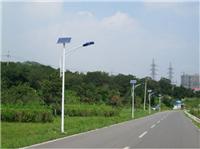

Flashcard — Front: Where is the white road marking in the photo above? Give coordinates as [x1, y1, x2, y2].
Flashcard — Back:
[151, 124, 156, 128]
[157, 120, 160, 124]
[139, 131, 148, 138]
[123, 146, 130, 149]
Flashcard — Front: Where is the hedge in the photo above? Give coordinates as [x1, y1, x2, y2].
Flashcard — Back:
[56, 104, 120, 117]
[190, 108, 200, 119]
[1, 107, 53, 122]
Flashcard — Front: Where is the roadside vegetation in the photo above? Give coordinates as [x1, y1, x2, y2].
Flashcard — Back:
[184, 98, 200, 118]
[1, 61, 199, 148]
[2, 108, 155, 148]
[183, 98, 200, 129]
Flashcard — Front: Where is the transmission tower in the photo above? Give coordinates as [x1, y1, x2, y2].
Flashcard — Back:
[6, 50, 11, 65]
[150, 58, 157, 80]
[168, 62, 173, 83]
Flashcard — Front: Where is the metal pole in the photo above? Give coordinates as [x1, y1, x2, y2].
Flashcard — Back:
[61, 45, 65, 133]
[133, 85, 135, 118]
[159, 96, 161, 112]
[149, 94, 151, 114]
[132, 85, 135, 119]
[144, 79, 147, 110]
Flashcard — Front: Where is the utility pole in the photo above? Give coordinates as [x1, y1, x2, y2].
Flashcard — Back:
[144, 78, 147, 110]
[150, 58, 157, 80]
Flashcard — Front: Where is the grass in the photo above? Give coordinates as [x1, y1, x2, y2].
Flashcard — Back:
[1, 107, 156, 148]
[184, 112, 200, 129]
[191, 119, 200, 129]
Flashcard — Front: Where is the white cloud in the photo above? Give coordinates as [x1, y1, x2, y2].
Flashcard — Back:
[23, 2, 63, 19]
[101, 11, 138, 31]
[77, 11, 94, 18]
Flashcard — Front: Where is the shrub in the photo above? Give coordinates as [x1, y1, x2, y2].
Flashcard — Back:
[1, 105, 53, 122]
[57, 104, 120, 117]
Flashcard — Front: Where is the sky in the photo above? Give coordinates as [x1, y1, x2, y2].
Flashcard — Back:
[1, 0, 199, 84]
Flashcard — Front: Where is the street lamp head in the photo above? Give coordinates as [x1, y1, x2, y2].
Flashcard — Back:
[57, 37, 71, 46]
[82, 41, 95, 47]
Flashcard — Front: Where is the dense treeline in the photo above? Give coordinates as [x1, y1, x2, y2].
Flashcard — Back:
[1, 61, 199, 121]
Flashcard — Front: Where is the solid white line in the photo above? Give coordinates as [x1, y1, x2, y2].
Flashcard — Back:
[139, 131, 148, 138]
[123, 146, 130, 149]
[151, 124, 156, 128]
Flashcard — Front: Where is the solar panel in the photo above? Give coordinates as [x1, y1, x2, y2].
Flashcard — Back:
[57, 37, 71, 44]
[130, 80, 137, 84]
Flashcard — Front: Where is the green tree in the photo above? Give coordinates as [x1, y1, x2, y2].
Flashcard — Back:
[1, 83, 42, 105]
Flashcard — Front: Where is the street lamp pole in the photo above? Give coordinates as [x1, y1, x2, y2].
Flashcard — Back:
[144, 78, 147, 110]
[130, 80, 136, 119]
[57, 38, 94, 133]
[148, 90, 154, 114]
[130, 80, 141, 119]
[57, 37, 71, 133]
[159, 94, 163, 112]
[61, 45, 66, 133]
[132, 84, 135, 119]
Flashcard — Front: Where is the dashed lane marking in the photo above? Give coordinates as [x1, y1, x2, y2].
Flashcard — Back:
[150, 124, 156, 128]
[139, 131, 148, 138]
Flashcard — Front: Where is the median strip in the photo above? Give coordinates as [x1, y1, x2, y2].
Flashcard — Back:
[139, 131, 148, 138]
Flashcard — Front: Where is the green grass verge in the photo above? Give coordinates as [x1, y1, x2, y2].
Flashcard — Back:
[191, 119, 200, 129]
[184, 112, 200, 129]
[1, 108, 156, 148]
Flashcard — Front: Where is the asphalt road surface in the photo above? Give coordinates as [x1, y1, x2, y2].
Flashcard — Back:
[27, 111, 200, 148]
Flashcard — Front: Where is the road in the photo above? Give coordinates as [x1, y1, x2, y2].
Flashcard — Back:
[27, 111, 200, 148]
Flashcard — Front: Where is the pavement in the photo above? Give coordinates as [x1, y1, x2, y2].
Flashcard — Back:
[27, 111, 200, 148]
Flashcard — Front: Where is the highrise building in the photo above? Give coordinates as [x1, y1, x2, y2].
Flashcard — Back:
[181, 74, 200, 90]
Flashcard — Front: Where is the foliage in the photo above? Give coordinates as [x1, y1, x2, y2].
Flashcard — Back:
[1, 61, 198, 111]
[56, 104, 120, 117]
[1, 83, 42, 105]
[1, 105, 53, 122]
[1, 107, 155, 148]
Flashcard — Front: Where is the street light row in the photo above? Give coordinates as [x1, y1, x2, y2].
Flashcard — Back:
[130, 79, 163, 119]
[57, 36, 162, 132]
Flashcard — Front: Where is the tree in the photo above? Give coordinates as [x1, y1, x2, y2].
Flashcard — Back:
[40, 73, 61, 105]
[159, 78, 172, 95]
[1, 83, 42, 105]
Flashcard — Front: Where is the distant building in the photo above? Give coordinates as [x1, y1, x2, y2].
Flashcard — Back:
[173, 100, 182, 110]
[181, 74, 200, 90]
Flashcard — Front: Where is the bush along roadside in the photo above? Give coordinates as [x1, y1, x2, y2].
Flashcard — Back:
[56, 104, 120, 117]
[1, 106, 53, 122]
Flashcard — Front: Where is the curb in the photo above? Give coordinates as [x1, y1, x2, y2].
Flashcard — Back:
[184, 110, 200, 123]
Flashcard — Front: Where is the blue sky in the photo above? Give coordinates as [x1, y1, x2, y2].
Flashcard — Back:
[1, 1, 199, 84]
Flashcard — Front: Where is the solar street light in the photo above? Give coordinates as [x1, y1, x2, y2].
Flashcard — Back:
[57, 37, 71, 133]
[130, 80, 140, 119]
[57, 37, 94, 133]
